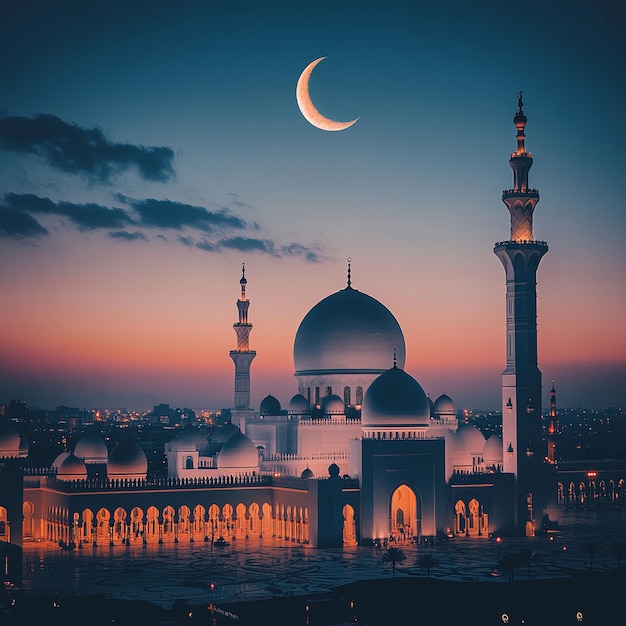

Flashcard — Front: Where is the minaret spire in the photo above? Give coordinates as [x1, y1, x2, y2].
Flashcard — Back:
[346, 257, 352, 289]
[494, 94, 549, 534]
[502, 90, 539, 241]
[229, 263, 257, 409]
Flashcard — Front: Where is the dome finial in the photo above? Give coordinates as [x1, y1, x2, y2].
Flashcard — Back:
[346, 257, 352, 289]
[393, 348, 397, 368]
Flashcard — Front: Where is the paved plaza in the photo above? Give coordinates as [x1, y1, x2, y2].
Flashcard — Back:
[20, 508, 626, 608]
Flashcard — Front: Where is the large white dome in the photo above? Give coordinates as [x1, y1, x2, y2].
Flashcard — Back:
[294, 287, 406, 376]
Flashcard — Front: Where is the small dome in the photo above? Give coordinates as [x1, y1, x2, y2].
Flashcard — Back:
[323, 394, 345, 416]
[328, 462, 340, 477]
[0, 421, 22, 458]
[218, 431, 259, 469]
[108, 439, 148, 479]
[361, 366, 430, 429]
[301, 467, 314, 479]
[212, 422, 239, 444]
[52, 450, 71, 470]
[260, 394, 282, 415]
[483, 434, 504, 466]
[289, 394, 311, 416]
[57, 453, 87, 481]
[455, 423, 486, 454]
[433, 394, 455, 418]
[74, 433, 108, 463]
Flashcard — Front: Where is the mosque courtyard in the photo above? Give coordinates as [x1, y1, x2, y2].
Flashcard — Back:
[19, 508, 625, 609]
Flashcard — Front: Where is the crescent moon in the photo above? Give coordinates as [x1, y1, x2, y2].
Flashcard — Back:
[296, 57, 359, 131]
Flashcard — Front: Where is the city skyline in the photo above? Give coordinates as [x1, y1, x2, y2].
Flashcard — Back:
[1, 0, 624, 411]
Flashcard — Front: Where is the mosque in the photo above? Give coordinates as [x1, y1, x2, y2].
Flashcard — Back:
[1, 96, 561, 581]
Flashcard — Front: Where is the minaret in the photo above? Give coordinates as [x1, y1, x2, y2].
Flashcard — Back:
[547, 381, 558, 462]
[229, 264, 256, 409]
[494, 93, 549, 534]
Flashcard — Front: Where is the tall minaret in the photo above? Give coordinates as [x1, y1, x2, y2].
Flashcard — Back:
[494, 93, 549, 534]
[547, 381, 558, 462]
[229, 264, 256, 409]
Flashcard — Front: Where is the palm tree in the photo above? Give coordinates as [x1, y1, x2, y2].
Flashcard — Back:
[382, 547, 407, 578]
[582, 541, 600, 572]
[498, 552, 521, 583]
[610, 541, 626, 569]
[416, 553, 440, 578]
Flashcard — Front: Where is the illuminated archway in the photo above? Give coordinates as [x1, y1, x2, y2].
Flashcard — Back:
[454, 500, 466, 535]
[390, 484, 419, 542]
[342, 504, 356, 545]
[22, 501, 35, 539]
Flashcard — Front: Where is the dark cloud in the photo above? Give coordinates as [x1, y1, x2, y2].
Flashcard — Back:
[0, 114, 175, 183]
[0, 192, 324, 262]
[4, 193, 133, 230]
[109, 231, 148, 242]
[131, 198, 247, 232]
[195, 240, 218, 252]
[281, 242, 323, 262]
[0, 204, 48, 238]
[178, 235, 194, 247]
[218, 236, 277, 255]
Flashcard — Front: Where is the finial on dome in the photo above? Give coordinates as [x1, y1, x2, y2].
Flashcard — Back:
[240, 262, 247, 284]
[393, 348, 397, 368]
[346, 257, 352, 289]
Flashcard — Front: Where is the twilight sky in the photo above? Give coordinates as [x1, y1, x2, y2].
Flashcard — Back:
[1, 0, 624, 411]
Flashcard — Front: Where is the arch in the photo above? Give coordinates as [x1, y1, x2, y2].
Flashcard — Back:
[467, 498, 487, 536]
[162, 505, 175, 540]
[146, 506, 159, 542]
[185, 456, 194, 469]
[454, 500, 466, 535]
[262, 502, 272, 537]
[0, 506, 8, 541]
[178, 505, 191, 538]
[221, 503, 233, 539]
[128, 506, 143, 540]
[556, 482, 564, 506]
[113, 507, 127, 541]
[355, 386, 364, 406]
[82, 508, 94, 544]
[23, 501, 35, 539]
[193, 504, 205, 538]
[96, 507, 111, 542]
[390, 484, 419, 543]
[235, 503, 247, 538]
[343, 386, 351, 406]
[342, 504, 356, 545]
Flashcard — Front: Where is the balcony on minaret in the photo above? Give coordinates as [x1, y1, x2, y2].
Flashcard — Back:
[502, 188, 538, 199]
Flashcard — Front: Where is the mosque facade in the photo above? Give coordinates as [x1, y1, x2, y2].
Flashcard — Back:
[1, 98, 580, 580]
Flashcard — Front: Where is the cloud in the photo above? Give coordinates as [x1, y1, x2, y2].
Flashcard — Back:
[0, 114, 175, 183]
[218, 236, 277, 254]
[178, 235, 194, 247]
[0, 204, 48, 238]
[4, 193, 133, 230]
[0, 192, 325, 262]
[109, 231, 148, 242]
[130, 198, 247, 232]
